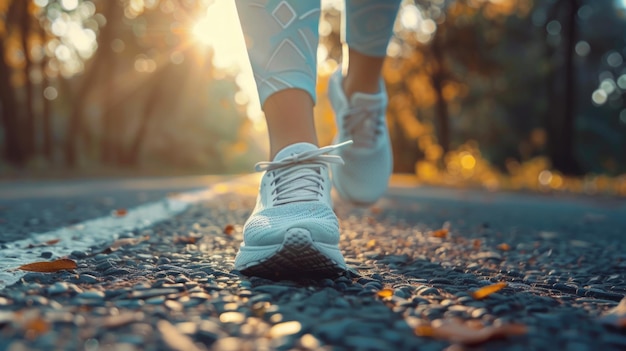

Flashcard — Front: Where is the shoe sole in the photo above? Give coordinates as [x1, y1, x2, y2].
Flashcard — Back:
[236, 228, 346, 280]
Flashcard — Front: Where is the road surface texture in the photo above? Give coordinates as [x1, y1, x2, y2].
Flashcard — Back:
[0, 175, 625, 350]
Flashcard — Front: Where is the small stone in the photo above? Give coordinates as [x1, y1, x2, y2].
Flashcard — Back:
[471, 308, 488, 318]
[145, 296, 166, 305]
[418, 287, 440, 296]
[165, 300, 183, 311]
[115, 300, 145, 309]
[131, 288, 179, 299]
[219, 312, 245, 324]
[585, 288, 624, 301]
[269, 321, 301, 338]
[298, 334, 321, 349]
[104, 268, 132, 276]
[47, 282, 69, 295]
[76, 274, 99, 284]
[40, 251, 53, 259]
[428, 278, 452, 285]
[77, 290, 105, 299]
[70, 250, 87, 259]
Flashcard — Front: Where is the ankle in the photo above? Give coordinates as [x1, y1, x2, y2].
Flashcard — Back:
[342, 74, 381, 100]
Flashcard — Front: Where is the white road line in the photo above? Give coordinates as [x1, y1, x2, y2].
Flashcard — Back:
[0, 187, 218, 290]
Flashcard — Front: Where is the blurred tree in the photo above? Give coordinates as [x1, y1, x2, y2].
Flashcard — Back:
[1, 0, 258, 173]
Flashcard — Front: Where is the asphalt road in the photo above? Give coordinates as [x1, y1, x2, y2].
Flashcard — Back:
[0, 175, 230, 243]
[1, 175, 625, 350]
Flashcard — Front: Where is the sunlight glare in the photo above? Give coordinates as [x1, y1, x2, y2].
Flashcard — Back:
[192, 1, 264, 126]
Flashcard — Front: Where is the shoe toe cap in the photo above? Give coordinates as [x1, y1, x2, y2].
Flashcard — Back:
[243, 203, 340, 246]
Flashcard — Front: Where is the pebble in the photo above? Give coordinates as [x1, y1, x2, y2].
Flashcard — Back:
[77, 290, 105, 299]
[269, 321, 302, 338]
[47, 282, 69, 295]
[2, 191, 625, 351]
[219, 312, 246, 324]
[131, 288, 179, 299]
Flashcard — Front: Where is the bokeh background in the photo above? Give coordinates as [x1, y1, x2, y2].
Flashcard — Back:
[1, 0, 625, 195]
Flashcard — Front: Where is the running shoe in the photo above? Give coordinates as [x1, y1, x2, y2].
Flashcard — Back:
[328, 69, 393, 205]
[235, 141, 352, 279]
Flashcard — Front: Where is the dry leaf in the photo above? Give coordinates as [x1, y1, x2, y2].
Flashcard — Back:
[366, 239, 377, 248]
[598, 297, 626, 328]
[471, 282, 507, 299]
[112, 208, 128, 217]
[223, 224, 235, 235]
[472, 239, 481, 249]
[433, 229, 449, 238]
[415, 319, 526, 345]
[377, 288, 394, 298]
[45, 239, 60, 245]
[174, 236, 197, 244]
[18, 258, 77, 273]
[497, 243, 511, 251]
[23, 317, 50, 339]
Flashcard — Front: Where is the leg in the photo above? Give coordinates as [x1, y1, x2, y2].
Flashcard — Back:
[342, 0, 402, 98]
[234, 0, 350, 279]
[263, 90, 317, 160]
[235, 0, 321, 159]
[327, 0, 401, 204]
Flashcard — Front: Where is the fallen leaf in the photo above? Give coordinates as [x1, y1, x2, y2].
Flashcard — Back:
[366, 239, 377, 248]
[18, 258, 77, 273]
[223, 224, 235, 235]
[23, 316, 50, 339]
[471, 282, 507, 299]
[377, 288, 394, 298]
[415, 319, 526, 345]
[174, 236, 197, 244]
[45, 239, 60, 245]
[433, 228, 449, 238]
[472, 239, 481, 249]
[496, 243, 511, 251]
[112, 208, 128, 217]
[598, 297, 626, 328]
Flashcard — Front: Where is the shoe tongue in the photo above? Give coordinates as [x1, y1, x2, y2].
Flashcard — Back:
[272, 143, 321, 204]
[349, 91, 384, 109]
[274, 142, 318, 161]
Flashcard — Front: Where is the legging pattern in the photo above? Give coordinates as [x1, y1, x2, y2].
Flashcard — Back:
[235, 0, 401, 107]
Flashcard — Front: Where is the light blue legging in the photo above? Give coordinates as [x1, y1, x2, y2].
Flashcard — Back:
[235, 0, 401, 106]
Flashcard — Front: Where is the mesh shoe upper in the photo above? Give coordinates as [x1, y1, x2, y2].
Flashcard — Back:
[328, 69, 393, 205]
[242, 142, 351, 247]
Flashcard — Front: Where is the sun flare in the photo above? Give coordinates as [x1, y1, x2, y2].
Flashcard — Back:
[191, 1, 263, 123]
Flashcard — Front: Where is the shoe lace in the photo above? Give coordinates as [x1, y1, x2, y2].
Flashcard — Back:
[255, 141, 353, 206]
[343, 104, 385, 148]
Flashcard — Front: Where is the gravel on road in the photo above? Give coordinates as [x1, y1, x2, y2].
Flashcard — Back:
[0, 181, 625, 351]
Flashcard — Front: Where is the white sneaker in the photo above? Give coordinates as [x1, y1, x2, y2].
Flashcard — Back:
[234, 141, 352, 279]
[328, 69, 393, 205]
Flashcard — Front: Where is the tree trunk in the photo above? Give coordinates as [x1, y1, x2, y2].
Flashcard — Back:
[124, 68, 169, 165]
[430, 29, 451, 158]
[544, 0, 583, 175]
[99, 1, 122, 165]
[553, 0, 582, 175]
[40, 23, 52, 161]
[20, 0, 36, 160]
[0, 38, 24, 165]
[64, 0, 118, 167]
